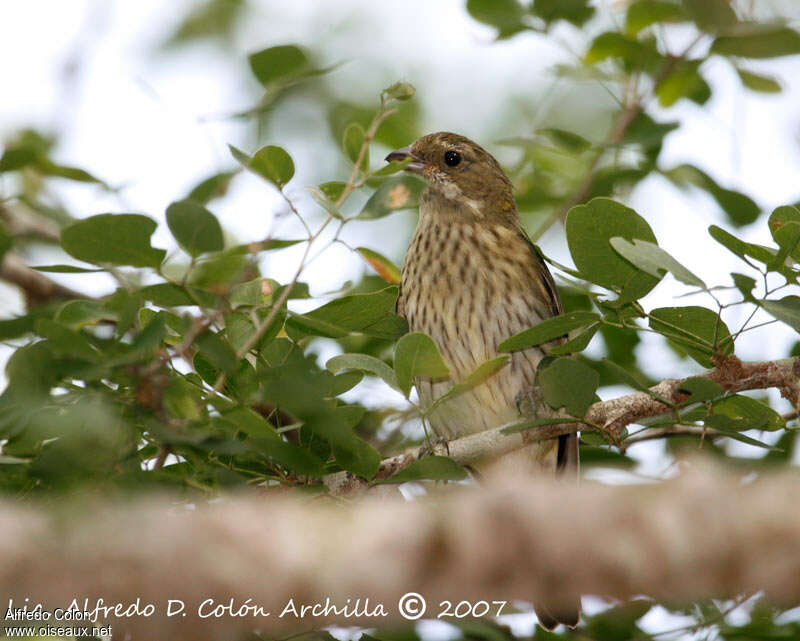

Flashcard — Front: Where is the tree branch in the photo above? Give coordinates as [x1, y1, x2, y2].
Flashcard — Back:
[4, 466, 799, 639]
[0, 251, 87, 305]
[325, 356, 800, 494]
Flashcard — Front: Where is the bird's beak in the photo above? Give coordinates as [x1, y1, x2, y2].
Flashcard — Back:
[385, 146, 425, 174]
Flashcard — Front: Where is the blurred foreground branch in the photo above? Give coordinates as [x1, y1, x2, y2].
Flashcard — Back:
[326, 356, 799, 494]
[3, 467, 799, 639]
[0, 251, 86, 305]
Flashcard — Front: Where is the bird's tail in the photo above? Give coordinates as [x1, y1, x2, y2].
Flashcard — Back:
[535, 432, 581, 630]
[534, 598, 581, 630]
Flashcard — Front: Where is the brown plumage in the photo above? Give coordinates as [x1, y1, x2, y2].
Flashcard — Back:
[387, 132, 580, 629]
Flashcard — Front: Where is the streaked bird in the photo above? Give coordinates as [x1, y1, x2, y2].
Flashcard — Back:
[386, 132, 579, 629]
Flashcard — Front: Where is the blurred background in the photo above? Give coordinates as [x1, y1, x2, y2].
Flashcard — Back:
[3, 1, 800, 636]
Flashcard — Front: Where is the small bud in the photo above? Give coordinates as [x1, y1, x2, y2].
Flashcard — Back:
[383, 82, 416, 102]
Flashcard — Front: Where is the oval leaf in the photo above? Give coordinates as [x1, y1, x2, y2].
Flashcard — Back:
[499, 311, 601, 351]
[251, 145, 294, 188]
[359, 176, 425, 220]
[394, 332, 450, 397]
[248, 45, 309, 87]
[166, 200, 224, 257]
[326, 353, 400, 392]
[61, 213, 166, 268]
[610, 237, 706, 288]
[343, 122, 367, 169]
[565, 198, 660, 301]
[537, 358, 599, 418]
[356, 247, 401, 284]
[649, 306, 733, 367]
[382, 455, 468, 483]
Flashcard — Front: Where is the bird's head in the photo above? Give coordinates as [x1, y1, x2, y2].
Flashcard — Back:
[385, 132, 516, 221]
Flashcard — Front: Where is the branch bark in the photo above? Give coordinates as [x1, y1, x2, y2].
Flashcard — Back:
[3, 466, 799, 640]
[0, 251, 87, 305]
[325, 356, 800, 495]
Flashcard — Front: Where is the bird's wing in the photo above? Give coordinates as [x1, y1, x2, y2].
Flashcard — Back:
[522, 235, 563, 318]
[520, 233, 579, 478]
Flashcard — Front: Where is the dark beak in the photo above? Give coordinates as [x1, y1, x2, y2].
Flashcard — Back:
[385, 146, 425, 174]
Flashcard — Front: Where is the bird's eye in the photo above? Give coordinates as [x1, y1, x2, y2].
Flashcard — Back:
[444, 150, 461, 167]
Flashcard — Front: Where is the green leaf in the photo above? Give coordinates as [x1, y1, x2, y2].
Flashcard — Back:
[186, 171, 236, 204]
[585, 599, 653, 639]
[712, 27, 800, 59]
[286, 286, 407, 340]
[330, 371, 364, 396]
[466, 0, 526, 37]
[548, 323, 600, 355]
[263, 238, 304, 251]
[712, 394, 785, 431]
[326, 353, 400, 391]
[356, 247, 401, 284]
[382, 82, 416, 102]
[34, 319, 98, 361]
[703, 416, 781, 450]
[248, 45, 310, 87]
[770, 221, 800, 269]
[428, 356, 510, 413]
[535, 128, 592, 152]
[681, 0, 737, 32]
[736, 67, 782, 93]
[252, 145, 295, 188]
[709, 224, 776, 265]
[585, 32, 659, 67]
[538, 358, 599, 417]
[499, 311, 601, 351]
[195, 330, 238, 375]
[381, 456, 468, 483]
[166, 200, 224, 257]
[610, 237, 706, 288]
[34, 159, 104, 184]
[307, 187, 344, 219]
[32, 265, 104, 273]
[626, 0, 688, 35]
[649, 306, 733, 367]
[500, 416, 577, 434]
[229, 144, 294, 188]
[162, 0, 245, 48]
[394, 332, 450, 397]
[358, 176, 424, 220]
[54, 300, 116, 330]
[61, 214, 166, 268]
[656, 60, 711, 107]
[531, 0, 594, 27]
[342, 122, 367, 168]
[731, 272, 756, 300]
[678, 377, 724, 404]
[317, 406, 381, 479]
[761, 296, 800, 332]
[229, 278, 269, 308]
[769, 205, 800, 262]
[565, 198, 660, 301]
[665, 164, 759, 226]
[139, 283, 216, 308]
[318, 181, 346, 202]
[0, 316, 36, 340]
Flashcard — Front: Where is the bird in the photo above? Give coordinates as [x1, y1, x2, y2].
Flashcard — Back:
[386, 132, 580, 630]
